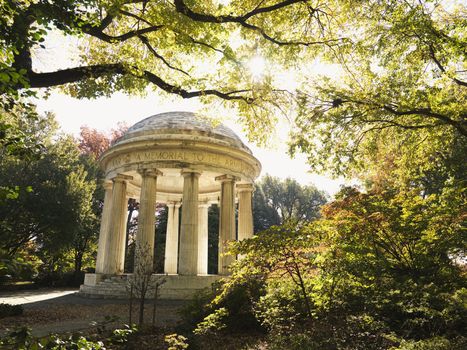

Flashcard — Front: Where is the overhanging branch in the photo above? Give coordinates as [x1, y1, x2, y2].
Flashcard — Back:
[173, 0, 341, 47]
[24, 64, 254, 103]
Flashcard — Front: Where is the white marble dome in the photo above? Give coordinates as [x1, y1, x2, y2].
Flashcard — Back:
[100, 111, 261, 199]
[113, 111, 251, 154]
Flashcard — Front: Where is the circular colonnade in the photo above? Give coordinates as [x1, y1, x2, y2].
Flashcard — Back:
[81, 112, 261, 298]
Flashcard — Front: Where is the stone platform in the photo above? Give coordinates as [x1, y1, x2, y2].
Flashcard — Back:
[79, 273, 221, 299]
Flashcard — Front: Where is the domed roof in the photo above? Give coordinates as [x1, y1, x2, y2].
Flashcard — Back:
[113, 111, 251, 153]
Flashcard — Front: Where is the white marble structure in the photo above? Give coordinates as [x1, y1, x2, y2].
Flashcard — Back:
[80, 112, 261, 298]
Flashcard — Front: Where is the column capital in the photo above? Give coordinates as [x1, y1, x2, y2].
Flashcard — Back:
[166, 200, 182, 209]
[102, 180, 113, 190]
[138, 168, 163, 178]
[181, 169, 202, 178]
[112, 174, 133, 183]
[236, 183, 254, 192]
[215, 174, 240, 183]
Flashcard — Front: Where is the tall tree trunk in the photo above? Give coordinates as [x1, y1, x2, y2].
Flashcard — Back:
[124, 199, 136, 272]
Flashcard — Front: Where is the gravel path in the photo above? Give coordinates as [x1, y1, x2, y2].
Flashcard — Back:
[0, 289, 186, 337]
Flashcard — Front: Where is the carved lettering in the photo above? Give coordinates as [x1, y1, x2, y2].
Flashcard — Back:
[108, 149, 256, 177]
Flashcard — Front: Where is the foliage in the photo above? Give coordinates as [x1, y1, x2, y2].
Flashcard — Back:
[290, 0, 467, 176]
[0, 135, 98, 268]
[0, 303, 23, 318]
[181, 277, 264, 336]
[165, 334, 189, 350]
[108, 324, 138, 344]
[389, 336, 467, 350]
[0, 327, 106, 350]
[154, 204, 168, 273]
[265, 332, 322, 350]
[0, 246, 41, 282]
[314, 187, 466, 340]
[127, 243, 166, 326]
[34, 270, 87, 288]
[253, 175, 328, 232]
[78, 123, 128, 160]
[0, 324, 140, 349]
[207, 204, 220, 274]
[0, 110, 101, 281]
[231, 221, 320, 322]
[1, 1, 464, 155]
[192, 182, 466, 348]
[193, 307, 228, 335]
[0, 98, 45, 203]
[0, 0, 338, 141]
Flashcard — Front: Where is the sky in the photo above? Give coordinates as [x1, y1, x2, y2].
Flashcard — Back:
[35, 91, 348, 196]
[32, 32, 349, 197]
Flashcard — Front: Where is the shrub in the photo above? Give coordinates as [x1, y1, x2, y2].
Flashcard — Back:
[193, 307, 228, 335]
[255, 279, 313, 333]
[165, 334, 189, 350]
[109, 324, 138, 344]
[0, 249, 40, 283]
[0, 325, 139, 349]
[0, 329, 105, 350]
[0, 303, 23, 318]
[34, 270, 85, 287]
[181, 277, 265, 334]
[389, 336, 467, 350]
[267, 332, 322, 350]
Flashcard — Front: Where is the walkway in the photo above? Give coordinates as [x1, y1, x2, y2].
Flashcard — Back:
[0, 288, 185, 337]
[0, 288, 77, 305]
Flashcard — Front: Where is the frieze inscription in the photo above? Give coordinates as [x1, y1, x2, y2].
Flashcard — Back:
[107, 150, 256, 177]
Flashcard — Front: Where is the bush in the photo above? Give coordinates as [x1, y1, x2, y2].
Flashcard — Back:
[108, 324, 138, 344]
[181, 277, 265, 334]
[165, 334, 189, 350]
[390, 336, 467, 350]
[0, 249, 40, 283]
[0, 327, 105, 349]
[0, 303, 23, 318]
[267, 332, 322, 350]
[255, 279, 313, 333]
[0, 325, 140, 349]
[34, 270, 85, 287]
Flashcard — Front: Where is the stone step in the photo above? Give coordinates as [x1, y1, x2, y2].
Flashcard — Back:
[80, 273, 222, 299]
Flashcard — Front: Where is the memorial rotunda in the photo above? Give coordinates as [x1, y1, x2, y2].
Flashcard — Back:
[80, 111, 261, 298]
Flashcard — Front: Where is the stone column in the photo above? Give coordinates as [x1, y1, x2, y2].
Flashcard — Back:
[216, 175, 237, 275]
[237, 184, 254, 241]
[103, 174, 133, 275]
[118, 194, 129, 273]
[178, 171, 200, 275]
[197, 203, 209, 275]
[95, 181, 113, 274]
[164, 202, 181, 274]
[135, 169, 162, 273]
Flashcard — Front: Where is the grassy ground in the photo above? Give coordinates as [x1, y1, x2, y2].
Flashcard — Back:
[0, 288, 267, 349]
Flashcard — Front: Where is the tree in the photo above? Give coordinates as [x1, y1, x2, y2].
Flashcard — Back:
[311, 186, 467, 342]
[2, 1, 464, 158]
[199, 184, 466, 348]
[0, 97, 49, 202]
[231, 222, 319, 322]
[0, 112, 100, 278]
[78, 123, 128, 159]
[0, 0, 342, 139]
[290, 0, 466, 176]
[253, 174, 328, 232]
[127, 242, 166, 326]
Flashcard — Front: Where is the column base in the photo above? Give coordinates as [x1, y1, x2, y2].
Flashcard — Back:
[79, 274, 221, 299]
[83, 273, 106, 286]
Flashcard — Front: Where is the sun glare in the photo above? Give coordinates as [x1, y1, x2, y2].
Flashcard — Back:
[247, 56, 266, 80]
